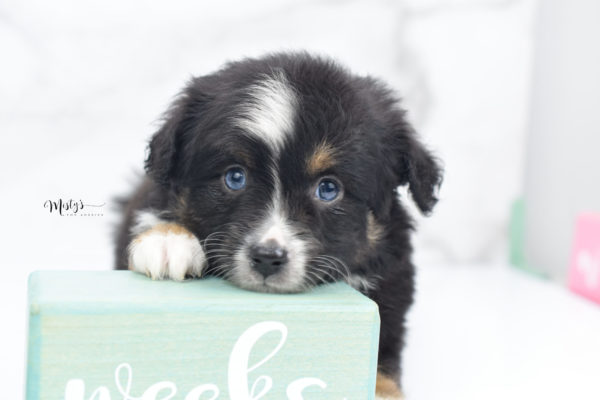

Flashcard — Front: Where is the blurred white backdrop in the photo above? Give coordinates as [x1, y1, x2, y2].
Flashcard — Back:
[2, 1, 599, 399]
[0, 0, 537, 269]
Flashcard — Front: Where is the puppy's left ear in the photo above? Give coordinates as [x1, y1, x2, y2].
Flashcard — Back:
[393, 120, 443, 215]
[145, 78, 209, 186]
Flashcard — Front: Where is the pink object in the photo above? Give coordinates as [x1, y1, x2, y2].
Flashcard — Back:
[569, 213, 600, 304]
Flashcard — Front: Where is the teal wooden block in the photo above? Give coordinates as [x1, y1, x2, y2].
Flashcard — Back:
[26, 271, 380, 399]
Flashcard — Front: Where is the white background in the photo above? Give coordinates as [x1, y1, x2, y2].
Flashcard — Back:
[1, 0, 599, 398]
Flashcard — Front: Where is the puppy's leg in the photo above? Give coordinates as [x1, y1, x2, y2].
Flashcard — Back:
[370, 264, 414, 400]
[128, 214, 205, 280]
[376, 372, 404, 400]
[374, 316, 405, 400]
[373, 302, 410, 400]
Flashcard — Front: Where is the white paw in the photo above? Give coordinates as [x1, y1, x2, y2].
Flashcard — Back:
[128, 223, 205, 281]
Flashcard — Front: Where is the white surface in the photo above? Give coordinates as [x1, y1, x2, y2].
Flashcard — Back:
[405, 264, 600, 400]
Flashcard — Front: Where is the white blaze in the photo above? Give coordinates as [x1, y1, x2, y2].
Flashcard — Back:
[234, 71, 297, 155]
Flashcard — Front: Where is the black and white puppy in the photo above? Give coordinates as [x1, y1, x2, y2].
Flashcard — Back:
[114, 52, 442, 399]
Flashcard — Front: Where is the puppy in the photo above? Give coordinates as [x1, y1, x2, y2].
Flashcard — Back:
[115, 52, 442, 399]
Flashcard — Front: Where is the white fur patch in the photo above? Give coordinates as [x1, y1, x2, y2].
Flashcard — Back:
[130, 209, 164, 235]
[232, 210, 308, 293]
[232, 172, 309, 293]
[128, 210, 205, 281]
[259, 218, 287, 246]
[234, 71, 297, 154]
[129, 231, 205, 281]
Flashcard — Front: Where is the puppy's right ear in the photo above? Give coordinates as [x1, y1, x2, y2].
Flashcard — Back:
[388, 111, 443, 215]
[145, 80, 208, 186]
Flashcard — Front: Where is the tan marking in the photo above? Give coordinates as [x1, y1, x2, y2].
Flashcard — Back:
[177, 190, 188, 209]
[376, 372, 404, 399]
[367, 211, 384, 246]
[131, 223, 193, 245]
[307, 142, 336, 175]
[175, 189, 190, 220]
[235, 149, 254, 168]
[128, 223, 195, 274]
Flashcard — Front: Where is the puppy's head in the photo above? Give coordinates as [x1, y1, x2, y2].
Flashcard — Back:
[145, 53, 442, 293]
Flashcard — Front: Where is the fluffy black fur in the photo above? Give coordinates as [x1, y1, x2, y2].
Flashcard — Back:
[114, 52, 442, 388]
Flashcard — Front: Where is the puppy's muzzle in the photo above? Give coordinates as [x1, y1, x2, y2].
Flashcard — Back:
[249, 239, 289, 278]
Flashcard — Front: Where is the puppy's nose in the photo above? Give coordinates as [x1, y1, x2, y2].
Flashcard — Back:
[250, 240, 288, 278]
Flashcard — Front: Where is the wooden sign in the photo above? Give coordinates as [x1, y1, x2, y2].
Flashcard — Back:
[26, 271, 380, 399]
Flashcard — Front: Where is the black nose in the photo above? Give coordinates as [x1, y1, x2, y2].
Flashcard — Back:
[250, 240, 288, 278]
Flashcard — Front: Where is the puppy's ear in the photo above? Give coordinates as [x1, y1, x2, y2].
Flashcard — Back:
[393, 119, 443, 215]
[145, 81, 206, 185]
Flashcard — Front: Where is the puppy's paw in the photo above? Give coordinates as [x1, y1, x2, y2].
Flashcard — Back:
[375, 372, 404, 400]
[128, 223, 205, 281]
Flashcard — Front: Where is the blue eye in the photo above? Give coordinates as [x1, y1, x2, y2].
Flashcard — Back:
[224, 167, 246, 191]
[315, 178, 340, 202]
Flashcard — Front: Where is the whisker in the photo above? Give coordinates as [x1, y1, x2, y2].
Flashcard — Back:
[203, 249, 236, 256]
[204, 256, 229, 263]
[311, 257, 344, 278]
[304, 269, 327, 286]
[314, 255, 351, 279]
[208, 263, 234, 279]
[311, 262, 340, 283]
